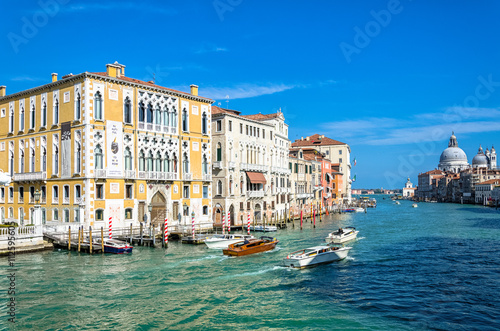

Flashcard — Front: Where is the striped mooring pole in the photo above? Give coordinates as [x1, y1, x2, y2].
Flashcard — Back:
[164, 217, 168, 245]
[247, 212, 251, 235]
[222, 213, 226, 235]
[227, 210, 231, 234]
[108, 217, 112, 239]
[191, 214, 195, 239]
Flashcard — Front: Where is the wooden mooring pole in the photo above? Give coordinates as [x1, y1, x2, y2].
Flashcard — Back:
[89, 226, 93, 254]
[78, 226, 82, 252]
[68, 226, 71, 251]
[101, 227, 104, 253]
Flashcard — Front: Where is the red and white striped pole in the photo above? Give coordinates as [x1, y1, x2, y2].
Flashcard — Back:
[222, 213, 225, 235]
[247, 212, 250, 235]
[191, 214, 195, 239]
[108, 217, 112, 239]
[164, 217, 168, 245]
[227, 211, 231, 234]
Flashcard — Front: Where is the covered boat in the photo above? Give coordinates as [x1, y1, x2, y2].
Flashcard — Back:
[283, 245, 352, 269]
[102, 239, 133, 254]
[204, 234, 255, 249]
[325, 226, 359, 244]
[248, 225, 277, 232]
[222, 236, 278, 257]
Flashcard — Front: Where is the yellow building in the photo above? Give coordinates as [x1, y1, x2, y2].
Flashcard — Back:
[0, 62, 213, 230]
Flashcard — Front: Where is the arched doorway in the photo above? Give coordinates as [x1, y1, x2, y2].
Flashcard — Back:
[254, 203, 261, 223]
[150, 191, 166, 227]
[229, 204, 235, 226]
[214, 204, 222, 225]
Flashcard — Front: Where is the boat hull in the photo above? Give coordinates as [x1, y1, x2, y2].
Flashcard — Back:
[248, 225, 277, 232]
[325, 230, 359, 244]
[205, 235, 255, 249]
[283, 247, 351, 269]
[104, 245, 133, 254]
[223, 238, 278, 256]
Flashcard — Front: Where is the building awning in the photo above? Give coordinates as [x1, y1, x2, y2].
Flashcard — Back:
[246, 171, 267, 184]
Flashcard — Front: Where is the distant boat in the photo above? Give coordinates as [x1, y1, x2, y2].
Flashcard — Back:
[222, 236, 278, 257]
[395, 201, 401, 205]
[204, 234, 255, 249]
[101, 239, 133, 254]
[343, 208, 356, 213]
[247, 225, 277, 232]
[412, 203, 418, 208]
[355, 207, 365, 213]
[283, 245, 352, 269]
[325, 227, 359, 244]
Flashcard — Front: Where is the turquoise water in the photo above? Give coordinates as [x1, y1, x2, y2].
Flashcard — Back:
[2, 197, 500, 330]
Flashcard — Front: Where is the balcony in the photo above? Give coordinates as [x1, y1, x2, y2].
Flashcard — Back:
[138, 171, 147, 179]
[94, 169, 106, 178]
[13, 171, 47, 182]
[213, 161, 222, 170]
[296, 193, 313, 199]
[271, 166, 291, 175]
[52, 197, 59, 204]
[228, 162, 236, 169]
[166, 172, 178, 180]
[241, 163, 267, 172]
[183, 173, 193, 181]
[203, 174, 211, 181]
[170, 127, 178, 135]
[148, 172, 157, 180]
[125, 170, 136, 179]
[247, 190, 265, 198]
[63, 197, 70, 204]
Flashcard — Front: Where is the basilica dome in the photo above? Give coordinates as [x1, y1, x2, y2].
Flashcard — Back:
[438, 132, 470, 173]
[472, 145, 489, 168]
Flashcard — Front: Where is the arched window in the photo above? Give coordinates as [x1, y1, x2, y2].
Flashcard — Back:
[182, 108, 188, 131]
[30, 104, 35, 129]
[163, 106, 169, 126]
[53, 208, 59, 221]
[19, 148, 25, 173]
[75, 141, 81, 173]
[95, 144, 103, 170]
[125, 147, 132, 170]
[155, 105, 161, 125]
[217, 143, 222, 162]
[173, 153, 178, 172]
[9, 108, 14, 133]
[94, 92, 102, 120]
[0, 207, 4, 222]
[147, 103, 153, 123]
[229, 177, 233, 195]
[53, 143, 59, 175]
[147, 151, 153, 171]
[171, 107, 177, 128]
[183, 152, 189, 173]
[155, 151, 162, 172]
[202, 112, 207, 134]
[54, 99, 59, 124]
[202, 206, 208, 215]
[19, 207, 24, 225]
[9, 151, 14, 177]
[20, 107, 25, 131]
[95, 209, 104, 221]
[240, 177, 244, 194]
[63, 209, 70, 223]
[75, 93, 81, 121]
[139, 150, 145, 171]
[124, 97, 131, 123]
[164, 154, 171, 173]
[138, 101, 145, 122]
[125, 208, 133, 220]
[202, 155, 208, 174]
[42, 147, 47, 172]
[217, 180, 223, 195]
[30, 147, 35, 172]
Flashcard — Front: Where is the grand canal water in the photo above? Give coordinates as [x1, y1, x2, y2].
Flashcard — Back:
[2, 196, 500, 330]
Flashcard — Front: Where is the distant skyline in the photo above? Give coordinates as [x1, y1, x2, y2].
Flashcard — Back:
[1, 0, 499, 188]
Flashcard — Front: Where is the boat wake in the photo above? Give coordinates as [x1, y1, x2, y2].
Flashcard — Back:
[345, 256, 355, 261]
[356, 237, 366, 241]
[218, 266, 284, 279]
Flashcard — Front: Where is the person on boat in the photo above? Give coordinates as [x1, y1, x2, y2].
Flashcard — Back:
[338, 228, 343, 234]
[243, 239, 250, 245]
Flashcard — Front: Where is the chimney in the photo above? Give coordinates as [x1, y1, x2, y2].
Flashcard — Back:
[52, 73, 58, 82]
[0, 86, 5, 97]
[301, 137, 304, 141]
[106, 61, 125, 78]
[190, 84, 199, 96]
[306, 136, 310, 141]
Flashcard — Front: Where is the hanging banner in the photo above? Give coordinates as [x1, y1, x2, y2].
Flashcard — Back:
[61, 122, 71, 178]
[106, 121, 123, 177]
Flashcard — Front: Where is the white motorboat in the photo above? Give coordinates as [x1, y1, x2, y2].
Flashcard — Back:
[247, 225, 277, 232]
[355, 207, 365, 212]
[395, 201, 401, 205]
[325, 227, 359, 244]
[283, 245, 352, 269]
[412, 203, 418, 208]
[204, 234, 255, 249]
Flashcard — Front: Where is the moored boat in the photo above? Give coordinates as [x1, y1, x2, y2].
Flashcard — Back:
[283, 245, 352, 269]
[102, 239, 133, 254]
[325, 226, 359, 244]
[355, 207, 365, 212]
[204, 234, 255, 249]
[412, 203, 418, 208]
[222, 236, 278, 257]
[395, 201, 401, 205]
[343, 208, 356, 213]
[247, 225, 277, 232]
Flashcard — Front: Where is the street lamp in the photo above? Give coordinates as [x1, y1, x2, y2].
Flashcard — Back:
[148, 204, 153, 213]
[34, 189, 41, 203]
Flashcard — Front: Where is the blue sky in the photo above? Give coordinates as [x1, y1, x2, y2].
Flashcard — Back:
[1, 0, 500, 189]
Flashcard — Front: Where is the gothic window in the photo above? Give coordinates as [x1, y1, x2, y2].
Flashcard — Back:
[173, 153, 178, 172]
[20, 107, 25, 131]
[75, 141, 81, 173]
[147, 151, 153, 171]
[19, 148, 25, 173]
[217, 143, 222, 162]
[75, 93, 81, 121]
[124, 97, 132, 123]
[217, 180, 223, 195]
[155, 105, 161, 125]
[155, 151, 162, 172]
[163, 106, 169, 126]
[165, 154, 171, 173]
[147, 103, 153, 123]
[202, 155, 208, 174]
[30, 104, 35, 129]
[182, 108, 188, 132]
[42, 102, 47, 127]
[95, 144, 103, 170]
[125, 147, 132, 170]
[30, 147, 35, 172]
[9, 108, 14, 133]
[139, 102, 145, 122]
[53, 140, 59, 175]
[202, 112, 208, 134]
[170, 107, 177, 128]
[139, 150, 145, 171]
[94, 92, 102, 120]
[183, 152, 189, 173]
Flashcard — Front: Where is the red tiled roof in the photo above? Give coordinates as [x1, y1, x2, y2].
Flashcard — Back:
[477, 179, 500, 185]
[211, 105, 241, 116]
[291, 134, 346, 147]
[90, 72, 213, 102]
[422, 169, 445, 175]
[242, 112, 282, 121]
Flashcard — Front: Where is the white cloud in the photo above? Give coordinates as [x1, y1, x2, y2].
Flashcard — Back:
[62, 2, 177, 15]
[202, 83, 297, 100]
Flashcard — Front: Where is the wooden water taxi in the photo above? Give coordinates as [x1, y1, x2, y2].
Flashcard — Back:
[222, 236, 279, 257]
